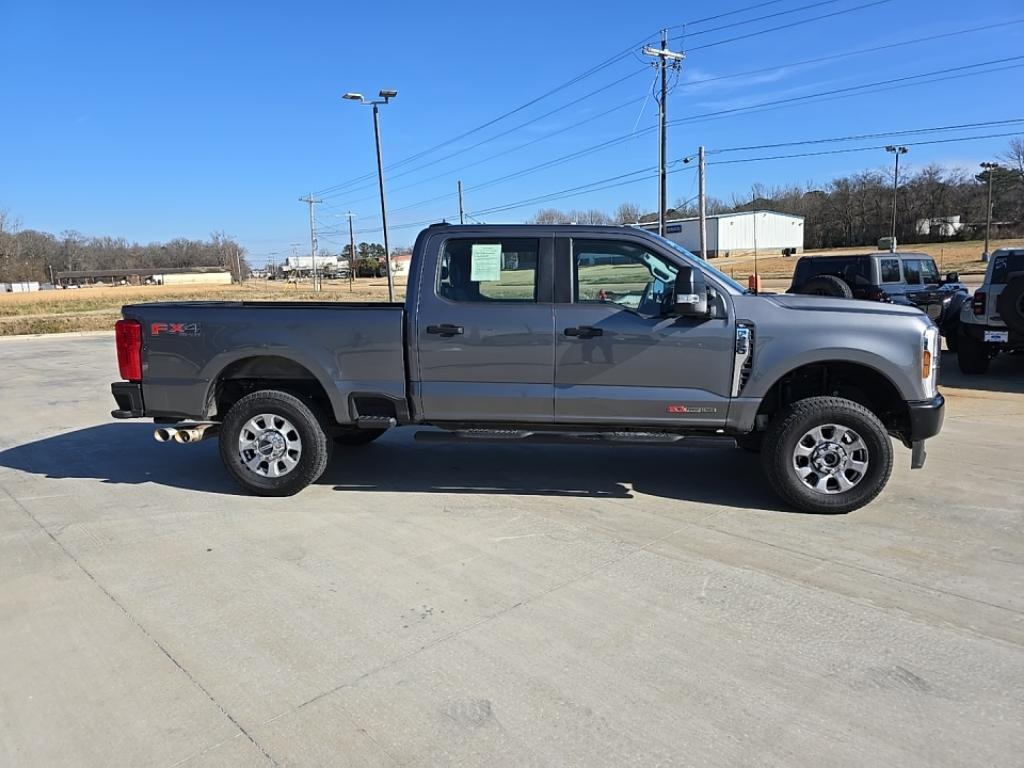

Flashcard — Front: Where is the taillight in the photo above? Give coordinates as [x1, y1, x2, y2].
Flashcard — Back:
[115, 319, 143, 381]
[971, 291, 986, 316]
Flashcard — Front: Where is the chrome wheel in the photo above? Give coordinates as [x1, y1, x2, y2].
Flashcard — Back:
[792, 423, 869, 494]
[238, 413, 302, 478]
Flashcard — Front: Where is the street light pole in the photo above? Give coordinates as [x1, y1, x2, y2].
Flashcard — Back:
[344, 89, 398, 302]
[885, 145, 909, 249]
[980, 162, 999, 261]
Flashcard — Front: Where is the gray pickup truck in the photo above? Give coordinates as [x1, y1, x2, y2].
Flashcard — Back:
[111, 224, 944, 513]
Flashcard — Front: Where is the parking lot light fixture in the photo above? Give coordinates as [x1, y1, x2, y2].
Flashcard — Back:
[343, 89, 398, 301]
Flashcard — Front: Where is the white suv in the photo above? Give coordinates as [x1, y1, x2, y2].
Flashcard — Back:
[958, 247, 1024, 374]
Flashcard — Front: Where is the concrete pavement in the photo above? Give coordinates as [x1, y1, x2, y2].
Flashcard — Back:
[1, 334, 1022, 767]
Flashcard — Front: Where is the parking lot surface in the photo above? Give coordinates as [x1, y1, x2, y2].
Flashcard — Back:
[1, 333, 1022, 767]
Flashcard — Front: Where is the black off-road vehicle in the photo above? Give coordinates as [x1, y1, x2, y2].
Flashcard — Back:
[789, 252, 967, 348]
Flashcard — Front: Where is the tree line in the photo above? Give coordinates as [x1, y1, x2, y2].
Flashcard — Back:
[530, 138, 1024, 249]
[0, 214, 249, 284]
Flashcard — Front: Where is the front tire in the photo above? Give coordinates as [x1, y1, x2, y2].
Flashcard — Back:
[762, 396, 893, 514]
[220, 390, 331, 496]
[957, 331, 990, 375]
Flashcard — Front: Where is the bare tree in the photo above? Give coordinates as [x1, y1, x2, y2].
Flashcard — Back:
[613, 202, 643, 224]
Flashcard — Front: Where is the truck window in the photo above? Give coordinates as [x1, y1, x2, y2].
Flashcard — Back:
[880, 258, 901, 283]
[437, 238, 539, 302]
[990, 251, 1024, 284]
[572, 239, 677, 315]
[902, 258, 938, 285]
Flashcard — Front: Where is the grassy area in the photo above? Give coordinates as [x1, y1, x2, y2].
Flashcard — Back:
[712, 238, 1023, 281]
[0, 278, 405, 336]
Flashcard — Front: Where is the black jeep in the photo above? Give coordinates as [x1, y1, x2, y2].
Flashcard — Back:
[789, 252, 967, 348]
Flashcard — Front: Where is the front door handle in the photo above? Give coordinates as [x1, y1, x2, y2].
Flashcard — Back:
[426, 323, 464, 337]
[564, 326, 603, 339]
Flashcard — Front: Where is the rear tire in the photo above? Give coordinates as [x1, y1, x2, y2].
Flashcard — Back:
[762, 396, 893, 514]
[220, 389, 331, 497]
[957, 331, 990, 375]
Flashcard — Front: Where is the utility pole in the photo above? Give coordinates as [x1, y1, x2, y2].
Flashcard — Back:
[346, 211, 357, 292]
[299, 194, 323, 291]
[885, 145, 908, 250]
[234, 246, 243, 284]
[980, 162, 999, 261]
[698, 146, 708, 260]
[643, 30, 684, 237]
[458, 180, 465, 225]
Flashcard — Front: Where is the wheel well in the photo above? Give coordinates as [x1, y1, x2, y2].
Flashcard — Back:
[209, 356, 333, 421]
[756, 361, 907, 432]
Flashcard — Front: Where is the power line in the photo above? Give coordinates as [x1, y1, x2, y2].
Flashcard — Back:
[671, 0, 845, 41]
[685, 0, 894, 52]
[311, 0, 877, 198]
[325, 20, 1023, 219]
[332, 58, 1024, 231]
[358, 128, 1018, 234]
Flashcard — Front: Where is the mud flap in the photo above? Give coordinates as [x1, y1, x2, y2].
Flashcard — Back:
[911, 440, 927, 469]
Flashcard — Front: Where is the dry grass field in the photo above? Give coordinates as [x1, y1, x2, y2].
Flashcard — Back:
[2, 238, 1021, 336]
[0, 278, 406, 336]
[712, 237, 1021, 281]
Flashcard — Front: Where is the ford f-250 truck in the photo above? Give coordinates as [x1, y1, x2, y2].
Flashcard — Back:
[110, 224, 944, 513]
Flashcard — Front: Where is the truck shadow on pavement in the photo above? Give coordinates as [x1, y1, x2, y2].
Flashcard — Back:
[0, 423, 791, 511]
[0, 423, 238, 495]
[328, 432, 791, 512]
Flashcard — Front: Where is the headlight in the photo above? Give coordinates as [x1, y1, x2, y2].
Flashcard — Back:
[922, 326, 939, 397]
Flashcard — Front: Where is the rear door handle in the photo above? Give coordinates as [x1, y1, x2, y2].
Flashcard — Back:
[564, 326, 603, 339]
[426, 323, 464, 336]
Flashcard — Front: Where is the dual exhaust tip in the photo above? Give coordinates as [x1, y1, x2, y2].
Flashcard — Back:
[154, 423, 218, 444]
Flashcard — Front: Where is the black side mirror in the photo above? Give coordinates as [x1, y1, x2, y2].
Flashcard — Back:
[674, 266, 709, 318]
[945, 271, 960, 283]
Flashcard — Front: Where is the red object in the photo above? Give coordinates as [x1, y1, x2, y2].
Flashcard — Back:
[972, 290, 986, 316]
[115, 319, 143, 381]
[598, 289, 607, 301]
[748, 274, 763, 293]
[667, 404, 689, 413]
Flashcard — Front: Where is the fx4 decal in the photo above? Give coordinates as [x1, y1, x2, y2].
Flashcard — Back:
[150, 322, 201, 337]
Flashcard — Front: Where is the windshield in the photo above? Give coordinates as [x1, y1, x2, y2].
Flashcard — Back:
[649, 233, 748, 293]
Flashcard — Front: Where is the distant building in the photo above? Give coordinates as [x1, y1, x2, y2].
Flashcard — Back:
[915, 215, 964, 238]
[640, 210, 805, 258]
[54, 267, 232, 287]
[2, 282, 41, 293]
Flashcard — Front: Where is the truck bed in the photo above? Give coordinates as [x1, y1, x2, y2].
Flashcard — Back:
[123, 301, 407, 422]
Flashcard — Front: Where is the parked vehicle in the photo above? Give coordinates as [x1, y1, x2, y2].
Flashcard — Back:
[788, 252, 967, 349]
[111, 224, 944, 513]
[957, 247, 1024, 374]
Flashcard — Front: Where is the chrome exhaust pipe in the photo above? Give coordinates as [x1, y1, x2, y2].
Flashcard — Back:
[172, 423, 219, 444]
[154, 427, 178, 443]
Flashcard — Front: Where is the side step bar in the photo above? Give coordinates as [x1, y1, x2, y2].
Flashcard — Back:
[355, 416, 398, 430]
[414, 429, 733, 448]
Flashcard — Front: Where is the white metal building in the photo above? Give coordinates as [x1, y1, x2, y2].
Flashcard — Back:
[641, 210, 804, 258]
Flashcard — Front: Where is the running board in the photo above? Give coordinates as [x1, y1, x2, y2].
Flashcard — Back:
[414, 429, 733, 448]
[355, 416, 397, 429]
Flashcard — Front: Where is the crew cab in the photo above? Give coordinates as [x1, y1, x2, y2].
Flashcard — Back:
[111, 224, 944, 514]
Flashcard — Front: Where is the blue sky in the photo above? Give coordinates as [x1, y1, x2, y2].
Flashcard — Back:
[2, 0, 1022, 265]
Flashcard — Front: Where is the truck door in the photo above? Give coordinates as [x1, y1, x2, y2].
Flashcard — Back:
[411, 235, 555, 423]
[553, 236, 734, 428]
